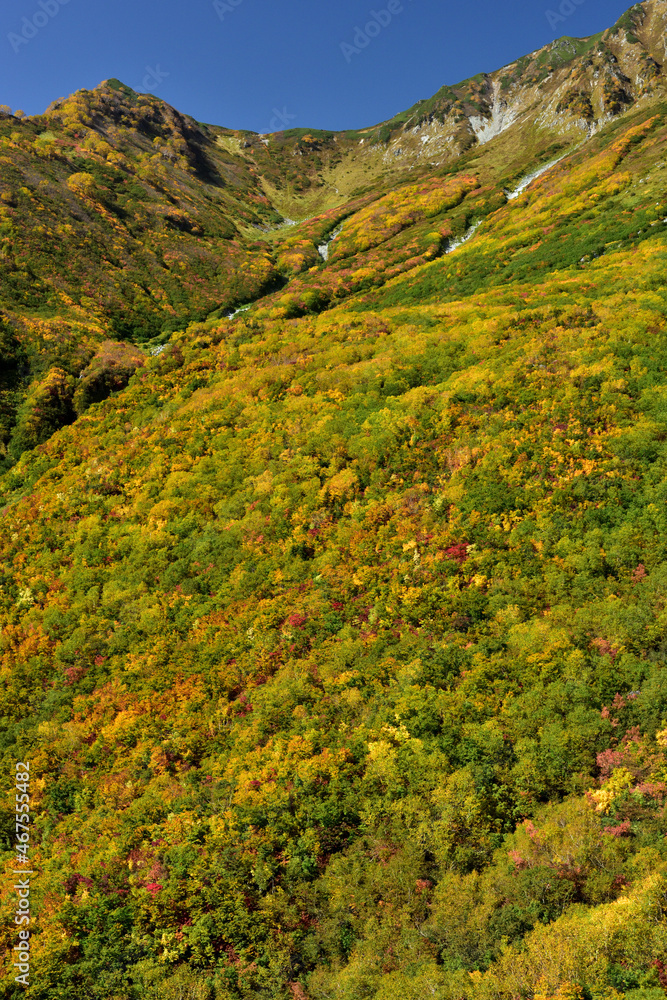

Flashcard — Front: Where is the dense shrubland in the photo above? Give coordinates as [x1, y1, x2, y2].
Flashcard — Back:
[4, 49, 667, 1000]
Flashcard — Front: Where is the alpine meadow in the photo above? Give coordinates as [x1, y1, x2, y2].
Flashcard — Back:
[5, 2, 667, 998]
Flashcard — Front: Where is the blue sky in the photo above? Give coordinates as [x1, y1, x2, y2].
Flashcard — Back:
[1, 0, 633, 131]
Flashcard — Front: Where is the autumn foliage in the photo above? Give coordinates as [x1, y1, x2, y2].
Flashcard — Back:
[4, 54, 667, 1000]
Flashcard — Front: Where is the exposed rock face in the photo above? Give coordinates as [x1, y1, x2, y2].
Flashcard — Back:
[356, 1, 667, 166]
[468, 81, 520, 145]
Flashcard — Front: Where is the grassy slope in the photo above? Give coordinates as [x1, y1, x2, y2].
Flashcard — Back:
[2, 96, 667, 999]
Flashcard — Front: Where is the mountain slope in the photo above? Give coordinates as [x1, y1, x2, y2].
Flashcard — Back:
[3, 2, 667, 467]
[3, 5, 667, 1000]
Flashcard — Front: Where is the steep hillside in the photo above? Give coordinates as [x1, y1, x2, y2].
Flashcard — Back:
[3, 4, 667, 1000]
[4, 1, 667, 470]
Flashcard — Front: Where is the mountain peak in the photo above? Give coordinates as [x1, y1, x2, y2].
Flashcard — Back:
[98, 78, 136, 93]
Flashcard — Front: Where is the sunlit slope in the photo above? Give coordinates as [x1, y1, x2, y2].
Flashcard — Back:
[235, 103, 667, 324]
[0, 82, 285, 334]
[366, 108, 667, 310]
[5, 0, 667, 472]
[2, 104, 667, 998]
[0, 79, 565, 468]
[0, 80, 292, 466]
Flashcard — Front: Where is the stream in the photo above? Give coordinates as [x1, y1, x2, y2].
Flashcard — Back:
[442, 151, 575, 254]
[223, 221, 345, 320]
[317, 223, 343, 262]
[445, 221, 481, 254]
[224, 303, 253, 320]
[506, 150, 573, 201]
[156, 156, 582, 333]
